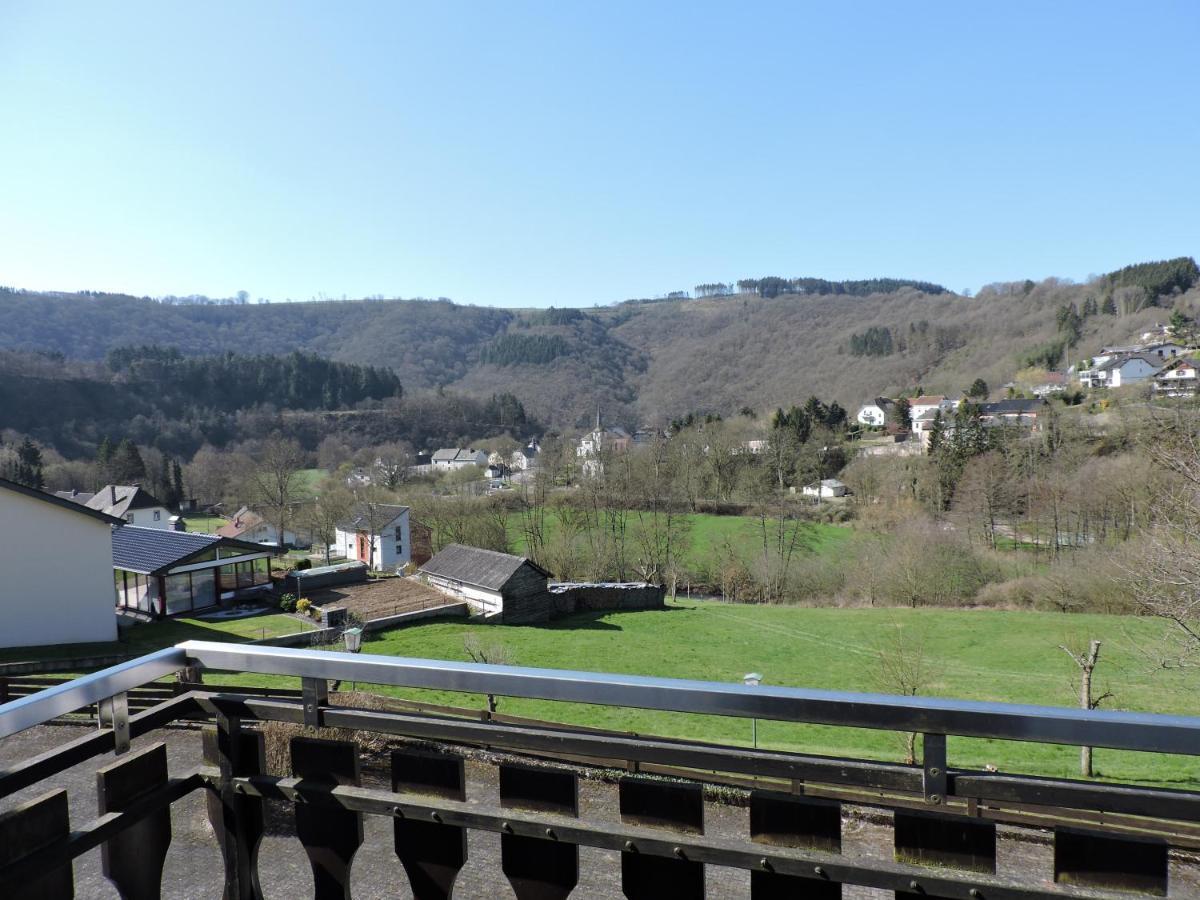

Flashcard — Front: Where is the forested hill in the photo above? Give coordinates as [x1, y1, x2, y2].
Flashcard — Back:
[1, 256, 1197, 431]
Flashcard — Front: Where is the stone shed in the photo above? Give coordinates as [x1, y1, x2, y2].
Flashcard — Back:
[419, 544, 555, 623]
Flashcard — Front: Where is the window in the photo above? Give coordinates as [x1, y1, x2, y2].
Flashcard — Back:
[165, 573, 192, 615]
[126, 513, 134, 523]
[154, 510, 161, 521]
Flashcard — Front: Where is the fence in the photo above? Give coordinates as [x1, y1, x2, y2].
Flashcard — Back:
[2, 640, 1199, 897]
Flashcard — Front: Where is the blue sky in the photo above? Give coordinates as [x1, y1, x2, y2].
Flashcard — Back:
[1, 2, 1197, 307]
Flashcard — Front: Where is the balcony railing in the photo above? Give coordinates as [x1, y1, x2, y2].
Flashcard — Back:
[1, 639, 1199, 897]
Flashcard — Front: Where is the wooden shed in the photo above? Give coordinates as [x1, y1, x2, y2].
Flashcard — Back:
[419, 544, 553, 623]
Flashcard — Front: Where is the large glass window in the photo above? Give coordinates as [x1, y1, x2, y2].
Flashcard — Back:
[165, 573, 193, 615]
[253, 557, 270, 585]
[190, 568, 216, 610]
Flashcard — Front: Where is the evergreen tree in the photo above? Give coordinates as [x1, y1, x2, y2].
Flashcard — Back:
[7, 438, 45, 489]
[1101, 294, 1118, 315]
[111, 439, 146, 484]
[891, 397, 912, 431]
[967, 378, 989, 399]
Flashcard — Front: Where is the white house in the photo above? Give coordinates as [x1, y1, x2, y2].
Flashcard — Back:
[1078, 355, 1161, 389]
[83, 484, 172, 529]
[908, 395, 957, 420]
[334, 502, 411, 572]
[856, 398, 895, 427]
[0, 478, 121, 648]
[802, 478, 849, 499]
[215, 506, 299, 547]
[432, 448, 489, 471]
[1153, 358, 1200, 396]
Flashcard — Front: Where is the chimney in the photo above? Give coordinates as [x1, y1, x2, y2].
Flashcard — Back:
[110, 485, 118, 504]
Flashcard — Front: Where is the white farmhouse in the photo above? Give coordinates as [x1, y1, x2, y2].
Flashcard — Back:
[432, 448, 489, 471]
[0, 478, 121, 648]
[802, 478, 849, 499]
[334, 502, 411, 572]
[856, 398, 895, 427]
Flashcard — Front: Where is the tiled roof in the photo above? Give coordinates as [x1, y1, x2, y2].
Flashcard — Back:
[112, 527, 220, 573]
[338, 503, 408, 532]
[420, 543, 552, 591]
[111, 526, 268, 574]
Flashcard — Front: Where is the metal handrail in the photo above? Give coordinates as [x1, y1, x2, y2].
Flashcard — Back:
[3, 639, 1200, 758]
[0, 647, 187, 739]
[177, 640, 1200, 756]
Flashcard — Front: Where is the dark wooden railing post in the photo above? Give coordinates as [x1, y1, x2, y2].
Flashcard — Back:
[292, 737, 363, 900]
[97, 741, 172, 900]
[391, 749, 467, 899]
[499, 763, 579, 900]
[0, 789, 74, 898]
[619, 778, 704, 899]
[204, 717, 266, 900]
[749, 790, 841, 899]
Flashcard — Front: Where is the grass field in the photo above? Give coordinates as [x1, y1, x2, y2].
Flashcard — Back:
[0, 612, 313, 664]
[294, 468, 328, 499]
[507, 512, 854, 578]
[183, 514, 226, 534]
[290, 601, 1200, 787]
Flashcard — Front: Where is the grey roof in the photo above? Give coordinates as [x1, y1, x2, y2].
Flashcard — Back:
[1096, 354, 1161, 372]
[432, 448, 486, 462]
[420, 543, 553, 591]
[981, 399, 1046, 415]
[338, 503, 408, 532]
[54, 489, 95, 505]
[85, 485, 166, 518]
[0, 478, 123, 525]
[111, 526, 268, 575]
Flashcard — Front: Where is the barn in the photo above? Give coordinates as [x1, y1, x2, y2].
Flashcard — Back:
[418, 544, 553, 623]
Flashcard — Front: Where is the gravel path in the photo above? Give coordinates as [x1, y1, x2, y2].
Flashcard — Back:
[3, 724, 1197, 898]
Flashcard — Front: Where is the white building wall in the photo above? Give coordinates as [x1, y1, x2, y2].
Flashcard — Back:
[0, 491, 117, 648]
[123, 505, 172, 529]
[423, 574, 504, 616]
[334, 510, 411, 572]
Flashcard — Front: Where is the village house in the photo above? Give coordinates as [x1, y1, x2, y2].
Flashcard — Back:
[419, 543, 554, 622]
[333, 502, 410, 572]
[488, 440, 541, 473]
[112, 526, 273, 617]
[908, 395, 957, 420]
[979, 398, 1047, 429]
[576, 413, 631, 476]
[1153, 357, 1200, 396]
[855, 398, 895, 427]
[432, 448, 489, 471]
[82, 484, 172, 528]
[1078, 355, 1161, 389]
[802, 478, 849, 499]
[1030, 372, 1068, 398]
[215, 506, 299, 547]
[0, 478, 122, 648]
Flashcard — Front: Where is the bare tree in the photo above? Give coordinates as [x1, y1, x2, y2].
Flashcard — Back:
[464, 634, 513, 714]
[307, 484, 354, 565]
[874, 624, 937, 764]
[1058, 639, 1113, 777]
[249, 436, 305, 553]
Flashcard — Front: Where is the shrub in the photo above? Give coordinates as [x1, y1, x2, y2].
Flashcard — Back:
[296, 598, 311, 616]
[294, 558, 313, 571]
[278, 593, 296, 613]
